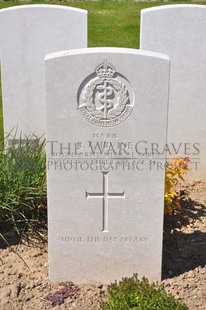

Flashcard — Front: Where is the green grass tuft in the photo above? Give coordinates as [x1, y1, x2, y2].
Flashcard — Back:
[100, 274, 188, 310]
[0, 134, 47, 234]
[0, 68, 3, 142]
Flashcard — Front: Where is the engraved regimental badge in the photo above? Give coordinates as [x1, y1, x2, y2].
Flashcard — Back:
[78, 60, 134, 127]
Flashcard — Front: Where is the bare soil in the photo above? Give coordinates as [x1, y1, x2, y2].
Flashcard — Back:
[0, 181, 206, 310]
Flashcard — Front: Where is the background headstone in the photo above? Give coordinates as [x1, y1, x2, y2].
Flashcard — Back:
[0, 4, 87, 139]
[141, 4, 206, 180]
[45, 48, 170, 283]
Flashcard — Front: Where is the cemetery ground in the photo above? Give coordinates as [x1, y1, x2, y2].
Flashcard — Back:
[0, 180, 206, 310]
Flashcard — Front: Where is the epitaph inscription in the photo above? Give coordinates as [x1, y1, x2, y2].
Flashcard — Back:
[61, 236, 148, 243]
[78, 60, 134, 127]
[86, 171, 125, 232]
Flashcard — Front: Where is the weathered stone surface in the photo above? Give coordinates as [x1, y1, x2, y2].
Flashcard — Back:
[45, 48, 170, 283]
[0, 5, 87, 138]
[141, 4, 206, 179]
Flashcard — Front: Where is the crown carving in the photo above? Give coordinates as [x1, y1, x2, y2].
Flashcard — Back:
[95, 60, 116, 78]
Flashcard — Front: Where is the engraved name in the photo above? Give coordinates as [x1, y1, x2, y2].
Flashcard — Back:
[47, 140, 161, 158]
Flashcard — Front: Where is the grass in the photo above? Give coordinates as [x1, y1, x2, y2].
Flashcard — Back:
[0, 70, 3, 142]
[100, 273, 188, 310]
[0, 135, 47, 234]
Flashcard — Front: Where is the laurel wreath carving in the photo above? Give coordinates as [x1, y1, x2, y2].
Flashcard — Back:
[81, 77, 129, 120]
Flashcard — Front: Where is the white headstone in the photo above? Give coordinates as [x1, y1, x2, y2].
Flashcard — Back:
[141, 4, 206, 180]
[0, 5, 87, 140]
[45, 48, 170, 283]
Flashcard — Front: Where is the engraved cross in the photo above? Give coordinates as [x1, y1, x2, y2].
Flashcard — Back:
[86, 171, 125, 232]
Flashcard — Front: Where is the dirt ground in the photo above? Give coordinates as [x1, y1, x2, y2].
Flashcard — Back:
[0, 181, 206, 310]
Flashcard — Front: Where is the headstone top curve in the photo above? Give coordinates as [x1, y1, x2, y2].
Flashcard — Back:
[141, 4, 206, 14]
[44, 47, 170, 62]
[0, 4, 87, 15]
